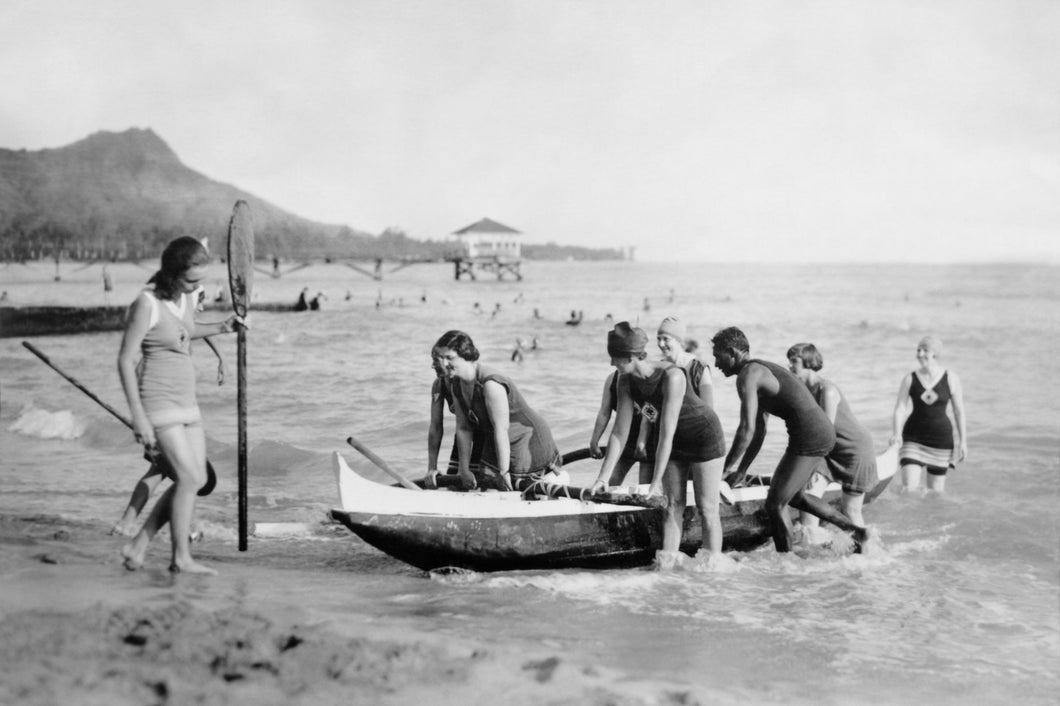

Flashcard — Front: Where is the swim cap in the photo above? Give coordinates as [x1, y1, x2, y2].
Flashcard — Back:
[607, 322, 648, 357]
[657, 316, 686, 341]
[919, 335, 943, 356]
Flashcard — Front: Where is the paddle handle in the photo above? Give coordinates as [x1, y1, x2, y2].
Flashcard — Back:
[346, 436, 422, 491]
[22, 341, 133, 429]
[23, 340, 217, 496]
[236, 325, 248, 550]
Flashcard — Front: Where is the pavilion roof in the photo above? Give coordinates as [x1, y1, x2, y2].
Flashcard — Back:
[452, 217, 521, 235]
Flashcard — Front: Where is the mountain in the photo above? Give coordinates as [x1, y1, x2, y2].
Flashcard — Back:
[0, 128, 383, 261]
[0, 128, 624, 262]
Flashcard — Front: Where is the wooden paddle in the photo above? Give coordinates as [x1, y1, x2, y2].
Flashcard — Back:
[22, 341, 217, 496]
[227, 200, 254, 550]
[346, 436, 422, 491]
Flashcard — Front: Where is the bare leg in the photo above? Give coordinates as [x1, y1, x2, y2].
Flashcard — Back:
[607, 457, 636, 486]
[659, 460, 687, 553]
[798, 472, 828, 529]
[841, 491, 866, 527]
[156, 423, 215, 574]
[120, 486, 173, 570]
[112, 465, 165, 536]
[900, 463, 922, 492]
[636, 461, 655, 485]
[926, 472, 947, 493]
[766, 451, 825, 552]
[690, 458, 722, 555]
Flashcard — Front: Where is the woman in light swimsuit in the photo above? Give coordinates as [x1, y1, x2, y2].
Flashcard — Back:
[117, 237, 241, 574]
[890, 335, 967, 492]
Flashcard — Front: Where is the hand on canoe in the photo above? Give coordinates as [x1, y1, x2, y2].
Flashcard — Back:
[458, 469, 477, 491]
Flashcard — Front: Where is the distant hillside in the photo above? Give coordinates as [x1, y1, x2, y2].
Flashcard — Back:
[0, 128, 622, 263]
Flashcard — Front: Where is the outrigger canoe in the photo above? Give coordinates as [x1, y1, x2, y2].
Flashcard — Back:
[330, 446, 897, 572]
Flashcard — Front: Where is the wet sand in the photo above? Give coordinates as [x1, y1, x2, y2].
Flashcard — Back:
[0, 514, 711, 706]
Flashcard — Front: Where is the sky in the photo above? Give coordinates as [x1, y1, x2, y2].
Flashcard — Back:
[1, 0, 1057, 263]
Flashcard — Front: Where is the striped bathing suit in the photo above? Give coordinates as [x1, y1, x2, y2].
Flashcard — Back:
[900, 370, 955, 471]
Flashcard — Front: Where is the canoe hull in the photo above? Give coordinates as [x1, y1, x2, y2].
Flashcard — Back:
[1, 306, 126, 338]
[331, 501, 774, 573]
[331, 445, 896, 572]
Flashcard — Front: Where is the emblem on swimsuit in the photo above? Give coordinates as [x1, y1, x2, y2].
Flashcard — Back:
[179, 327, 189, 351]
[641, 403, 659, 423]
[920, 389, 938, 405]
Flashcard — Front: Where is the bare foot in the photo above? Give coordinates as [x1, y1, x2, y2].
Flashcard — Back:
[110, 521, 137, 537]
[120, 541, 146, 571]
[170, 559, 217, 575]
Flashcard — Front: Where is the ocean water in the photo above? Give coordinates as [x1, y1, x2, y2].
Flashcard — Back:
[1, 259, 1058, 704]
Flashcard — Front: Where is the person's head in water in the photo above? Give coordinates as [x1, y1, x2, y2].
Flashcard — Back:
[711, 326, 750, 377]
[149, 237, 210, 301]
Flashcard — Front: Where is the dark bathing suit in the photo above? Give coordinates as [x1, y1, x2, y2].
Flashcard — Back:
[608, 372, 643, 460]
[901, 371, 955, 475]
[752, 359, 835, 457]
[435, 376, 481, 474]
[811, 384, 878, 493]
[627, 365, 725, 462]
[453, 365, 561, 485]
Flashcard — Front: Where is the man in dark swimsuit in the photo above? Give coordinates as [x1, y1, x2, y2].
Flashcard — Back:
[711, 327, 870, 552]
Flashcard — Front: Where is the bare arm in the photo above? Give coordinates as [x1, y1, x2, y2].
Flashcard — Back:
[427, 378, 445, 472]
[593, 376, 634, 489]
[890, 373, 913, 444]
[482, 380, 513, 489]
[696, 365, 715, 409]
[589, 372, 616, 458]
[724, 364, 768, 483]
[821, 382, 841, 424]
[647, 368, 686, 495]
[117, 295, 155, 448]
[948, 370, 968, 461]
[450, 391, 477, 489]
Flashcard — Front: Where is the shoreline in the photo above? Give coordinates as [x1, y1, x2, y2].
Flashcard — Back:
[0, 512, 714, 706]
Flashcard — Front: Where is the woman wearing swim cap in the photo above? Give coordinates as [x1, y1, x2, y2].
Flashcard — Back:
[591, 322, 727, 568]
[891, 335, 967, 492]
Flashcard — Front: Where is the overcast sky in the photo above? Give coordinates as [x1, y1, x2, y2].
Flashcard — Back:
[2, 0, 1056, 262]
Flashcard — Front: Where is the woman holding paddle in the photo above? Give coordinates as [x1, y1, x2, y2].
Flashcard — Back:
[590, 322, 727, 569]
[433, 330, 561, 492]
[117, 236, 241, 574]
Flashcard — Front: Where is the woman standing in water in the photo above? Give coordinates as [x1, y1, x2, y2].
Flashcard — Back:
[433, 330, 561, 491]
[117, 236, 241, 574]
[891, 335, 967, 492]
[787, 342, 878, 527]
[591, 322, 726, 567]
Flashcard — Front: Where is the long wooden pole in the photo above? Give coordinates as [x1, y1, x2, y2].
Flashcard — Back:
[227, 200, 254, 551]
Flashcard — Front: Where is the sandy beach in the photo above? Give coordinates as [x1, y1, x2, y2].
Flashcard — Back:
[0, 510, 717, 706]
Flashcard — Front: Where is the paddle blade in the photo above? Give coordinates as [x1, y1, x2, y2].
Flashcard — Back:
[226, 200, 255, 318]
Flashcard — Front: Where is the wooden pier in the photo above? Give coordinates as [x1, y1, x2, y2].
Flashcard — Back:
[450, 256, 523, 281]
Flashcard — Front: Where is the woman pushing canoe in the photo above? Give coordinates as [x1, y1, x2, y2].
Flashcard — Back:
[431, 330, 561, 492]
[590, 322, 727, 568]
